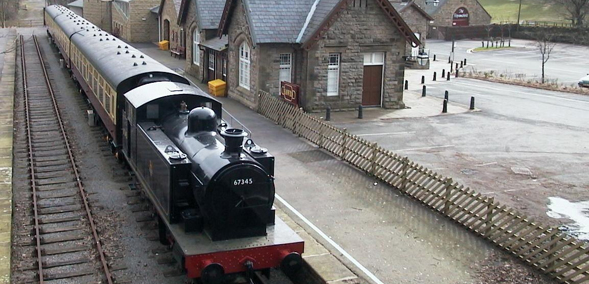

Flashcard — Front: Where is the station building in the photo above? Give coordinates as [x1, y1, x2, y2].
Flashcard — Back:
[82, 0, 160, 43]
[216, 0, 420, 111]
[158, 0, 184, 52]
[178, 0, 228, 84]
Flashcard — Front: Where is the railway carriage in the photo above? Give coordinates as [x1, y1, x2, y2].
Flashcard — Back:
[44, 5, 304, 283]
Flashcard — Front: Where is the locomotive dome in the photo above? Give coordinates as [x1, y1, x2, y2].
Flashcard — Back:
[187, 107, 217, 134]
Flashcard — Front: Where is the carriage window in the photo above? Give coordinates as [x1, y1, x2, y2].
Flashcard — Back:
[146, 104, 159, 119]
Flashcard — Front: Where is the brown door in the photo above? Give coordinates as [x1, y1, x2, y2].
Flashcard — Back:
[362, 65, 383, 106]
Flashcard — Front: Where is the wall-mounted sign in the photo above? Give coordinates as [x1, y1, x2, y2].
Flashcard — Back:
[280, 81, 300, 106]
[452, 7, 469, 26]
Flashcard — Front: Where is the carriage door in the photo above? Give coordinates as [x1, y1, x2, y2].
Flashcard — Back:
[362, 52, 384, 106]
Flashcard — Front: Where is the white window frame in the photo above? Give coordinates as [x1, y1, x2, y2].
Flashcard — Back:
[239, 42, 251, 90]
[209, 49, 215, 72]
[279, 53, 292, 85]
[363, 52, 384, 65]
[193, 30, 200, 65]
[327, 53, 340, 96]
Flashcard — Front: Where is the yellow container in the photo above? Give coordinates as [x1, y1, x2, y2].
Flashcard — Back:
[209, 88, 226, 97]
[159, 40, 169, 51]
[208, 79, 226, 96]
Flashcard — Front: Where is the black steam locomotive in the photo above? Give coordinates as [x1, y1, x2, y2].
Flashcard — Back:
[44, 5, 303, 283]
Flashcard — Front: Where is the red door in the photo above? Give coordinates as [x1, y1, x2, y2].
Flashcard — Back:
[362, 65, 383, 106]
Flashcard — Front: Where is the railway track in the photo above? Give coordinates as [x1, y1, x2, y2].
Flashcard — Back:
[13, 34, 114, 284]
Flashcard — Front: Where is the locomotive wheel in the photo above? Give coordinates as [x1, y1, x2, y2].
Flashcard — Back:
[201, 263, 224, 284]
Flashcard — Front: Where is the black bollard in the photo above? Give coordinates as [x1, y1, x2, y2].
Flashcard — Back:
[433, 72, 437, 81]
[433, 54, 436, 61]
[442, 99, 448, 113]
[325, 106, 331, 121]
[447, 72, 451, 81]
[470, 97, 475, 110]
[442, 69, 446, 78]
[444, 90, 448, 101]
[456, 70, 459, 78]
[421, 75, 425, 84]
[422, 85, 427, 97]
[358, 105, 363, 119]
[448, 56, 451, 64]
[404, 80, 408, 90]
[464, 58, 467, 65]
[455, 63, 459, 71]
[460, 61, 463, 68]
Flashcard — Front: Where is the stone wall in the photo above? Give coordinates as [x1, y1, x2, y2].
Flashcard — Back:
[226, 0, 258, 109]
[83, 0, 110, 32]
[128, 0, 159, 43]
[161, 0, 180, 49]
[399, 5, 429, 53]
[303, 1, 407, 110]
[183, 2, 203, 81]
[419, 0, 491, 27]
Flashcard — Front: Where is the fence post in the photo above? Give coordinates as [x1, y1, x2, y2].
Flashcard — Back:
[401, 157, 409, 192]
[319, 124, 325, 149]
[485, 197, 495, 237]
[443, 178, 453, 214]
[340, 129, 348, 160]
[370, 142, 378, 176]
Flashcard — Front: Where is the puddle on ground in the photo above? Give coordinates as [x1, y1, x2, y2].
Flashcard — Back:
[547, 197, 589, 240]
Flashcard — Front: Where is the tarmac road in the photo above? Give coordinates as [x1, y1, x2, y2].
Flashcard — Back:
[427, 39, 589, 86]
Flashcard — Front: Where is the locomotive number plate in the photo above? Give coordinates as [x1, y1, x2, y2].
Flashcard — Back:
[233, 178, 253, 186]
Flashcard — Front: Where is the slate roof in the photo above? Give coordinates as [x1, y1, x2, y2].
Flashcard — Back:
[390, 1, 433, 21]
[173, 0, 182, 16]
[220, 0, 419, 46]
[298, 0, 340, 44]
[245, 0, 315, 44]
[420, 0, 446, 15]
[196, 0, 227, 29]
[67, 0, 83, 8]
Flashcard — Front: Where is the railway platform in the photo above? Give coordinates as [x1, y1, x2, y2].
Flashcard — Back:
[0, 29, 16, 284]
[135, 43, 487, 284]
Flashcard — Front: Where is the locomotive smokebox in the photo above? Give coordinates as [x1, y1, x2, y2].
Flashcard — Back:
[187, 107, 217, 134]
[220, 128, 247, 154]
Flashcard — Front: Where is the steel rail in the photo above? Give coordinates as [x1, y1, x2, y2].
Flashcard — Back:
[22, 34, 114, 284]
[20, 34, 44, 284]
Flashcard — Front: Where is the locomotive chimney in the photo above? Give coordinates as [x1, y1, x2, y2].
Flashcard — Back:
[220, 128, 248, 154]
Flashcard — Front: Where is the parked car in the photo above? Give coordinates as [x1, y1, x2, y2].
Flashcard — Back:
[579, 74, 589, 88]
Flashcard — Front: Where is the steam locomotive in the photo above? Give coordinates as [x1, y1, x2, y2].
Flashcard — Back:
[44, 5, 304, 283]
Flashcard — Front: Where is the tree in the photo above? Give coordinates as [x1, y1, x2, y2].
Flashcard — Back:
[535, 31, 557, 84]
[554, 0, 589, 27]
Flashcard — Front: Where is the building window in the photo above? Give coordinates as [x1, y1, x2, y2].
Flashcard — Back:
[239, 42, 250, 90]
[193, 30, 200, 65]
[327, 53, 340, 96]
[209, 50, 215, 72]
[279, 53, 292, 84]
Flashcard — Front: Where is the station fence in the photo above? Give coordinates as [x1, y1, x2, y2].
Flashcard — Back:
[256, 90, 589, 284]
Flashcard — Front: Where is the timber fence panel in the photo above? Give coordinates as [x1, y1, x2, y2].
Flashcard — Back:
[255, 91, 589, 283]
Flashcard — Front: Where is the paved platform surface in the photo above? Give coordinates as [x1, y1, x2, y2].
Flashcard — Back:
[0, 28, 16, 284]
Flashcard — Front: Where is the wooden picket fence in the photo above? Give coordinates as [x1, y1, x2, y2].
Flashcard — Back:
[257, 91, 589, 284]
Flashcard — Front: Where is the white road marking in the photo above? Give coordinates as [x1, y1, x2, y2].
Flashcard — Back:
[275, 194, 385, 284]
[356, 131, 415, 137]
[395, 145, 454, 152]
